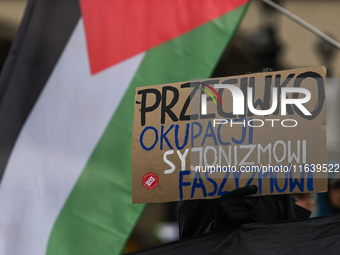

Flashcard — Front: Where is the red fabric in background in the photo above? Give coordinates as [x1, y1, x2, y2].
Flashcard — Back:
[79, 0, 248, 74]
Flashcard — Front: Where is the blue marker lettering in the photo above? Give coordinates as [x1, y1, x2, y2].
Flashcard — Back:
[191, 172, 207, 198]
[140, 126, 158, 151]
[179, 171, 191, 200]
[160, 125, 174, 150]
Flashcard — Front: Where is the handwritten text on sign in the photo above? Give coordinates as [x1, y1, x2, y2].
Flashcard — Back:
[132, 67, 327, 203]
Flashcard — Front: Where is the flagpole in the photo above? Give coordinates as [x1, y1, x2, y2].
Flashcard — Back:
[261, 0, 340, 51]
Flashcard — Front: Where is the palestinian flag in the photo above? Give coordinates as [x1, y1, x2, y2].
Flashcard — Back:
[0, 0, 249, 254]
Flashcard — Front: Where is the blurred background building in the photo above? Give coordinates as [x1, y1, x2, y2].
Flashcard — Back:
[0, 0, 339, 252]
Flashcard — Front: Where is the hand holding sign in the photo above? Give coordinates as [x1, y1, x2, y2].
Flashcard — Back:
[215, 185, 258, 227]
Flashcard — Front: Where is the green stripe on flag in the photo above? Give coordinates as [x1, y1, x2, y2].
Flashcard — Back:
[46, 4, 248, 255]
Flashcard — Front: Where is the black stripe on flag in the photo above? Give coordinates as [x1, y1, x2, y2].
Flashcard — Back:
[0, 0, 81, 181]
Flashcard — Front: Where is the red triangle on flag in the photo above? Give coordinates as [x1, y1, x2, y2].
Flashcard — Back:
[79, 0, 248, 74]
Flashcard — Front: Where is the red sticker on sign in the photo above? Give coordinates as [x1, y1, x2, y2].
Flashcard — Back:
[142, 173, 159, 190]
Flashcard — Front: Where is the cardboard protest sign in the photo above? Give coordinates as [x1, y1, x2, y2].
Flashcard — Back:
[132, 66, 327, 203]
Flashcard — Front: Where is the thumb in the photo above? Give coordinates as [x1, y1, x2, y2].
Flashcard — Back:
[222, 185, 258, 199]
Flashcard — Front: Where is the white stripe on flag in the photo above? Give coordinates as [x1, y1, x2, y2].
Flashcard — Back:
[0, 19, 144, 255]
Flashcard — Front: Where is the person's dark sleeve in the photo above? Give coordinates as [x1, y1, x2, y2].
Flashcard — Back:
[247, 194, 311, 222]
[179, 194, 311, 239]
[178, 199, 218, 239]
